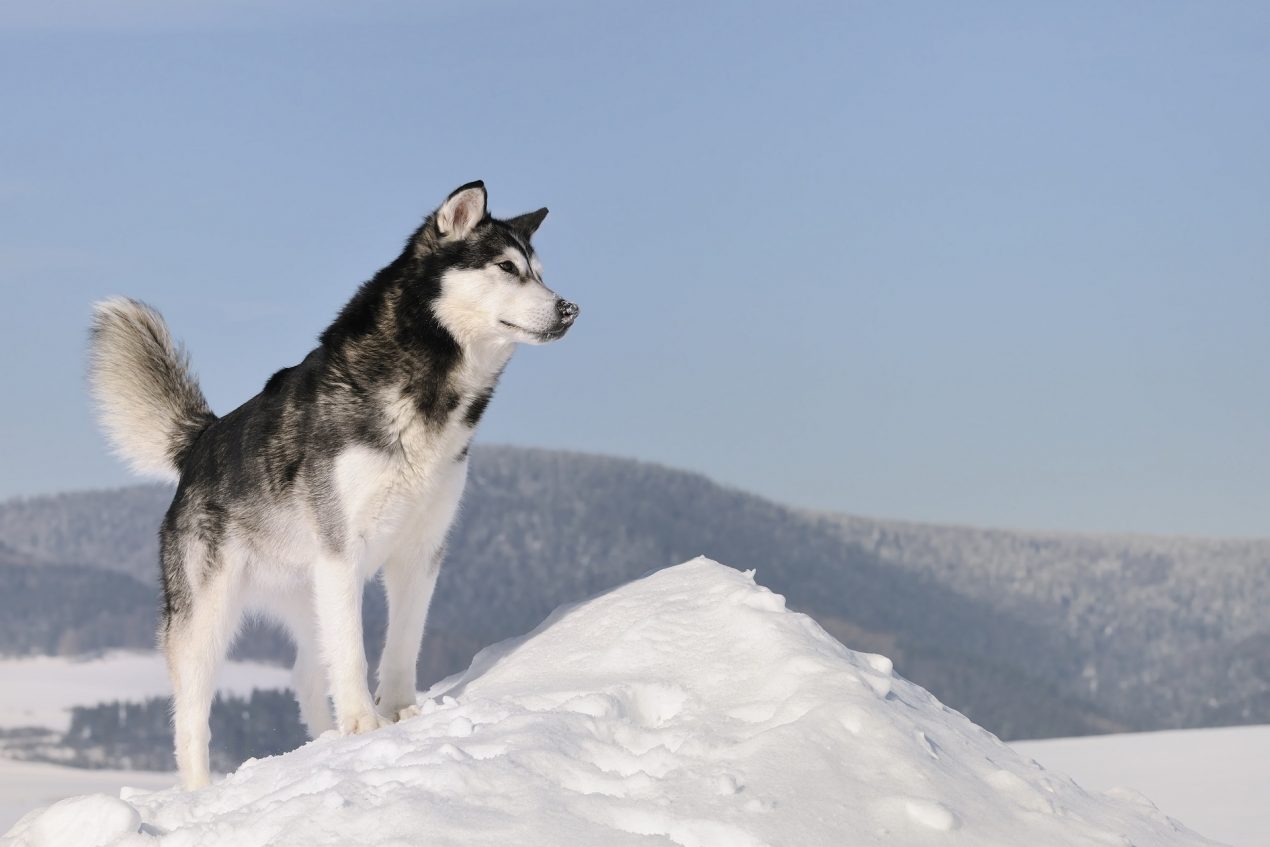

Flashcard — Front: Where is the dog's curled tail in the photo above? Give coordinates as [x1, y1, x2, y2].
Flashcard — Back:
[89, 298, 216, 481]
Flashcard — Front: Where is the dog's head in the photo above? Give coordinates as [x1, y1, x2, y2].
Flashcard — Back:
[420, 181, 578, 346]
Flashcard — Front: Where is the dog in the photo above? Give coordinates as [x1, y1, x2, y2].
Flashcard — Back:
[88, 181, 578, 789]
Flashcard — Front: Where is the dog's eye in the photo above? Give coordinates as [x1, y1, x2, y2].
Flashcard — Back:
[497, 261, 518, 276]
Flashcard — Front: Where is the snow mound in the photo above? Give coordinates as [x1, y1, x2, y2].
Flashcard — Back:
[2, 558, 1223, 847]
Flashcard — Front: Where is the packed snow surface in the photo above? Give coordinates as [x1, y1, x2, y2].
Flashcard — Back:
[2, 558, 1224, 846]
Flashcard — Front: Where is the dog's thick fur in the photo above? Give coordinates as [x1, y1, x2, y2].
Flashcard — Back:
[88, 182, 578, 788]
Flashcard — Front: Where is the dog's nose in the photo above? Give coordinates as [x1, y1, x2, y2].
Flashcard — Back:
[556, 299, 580, 323]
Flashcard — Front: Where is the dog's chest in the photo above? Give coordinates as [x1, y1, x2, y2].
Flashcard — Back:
[384, 347, 507, 474]
[337, 349, 509, 556]
[332, 434, 463, 566]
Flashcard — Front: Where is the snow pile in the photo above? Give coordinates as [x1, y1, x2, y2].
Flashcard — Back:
[2, 558, 1223, 846]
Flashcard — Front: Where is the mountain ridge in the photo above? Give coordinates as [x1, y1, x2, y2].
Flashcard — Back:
[0, 445, 1264, 739]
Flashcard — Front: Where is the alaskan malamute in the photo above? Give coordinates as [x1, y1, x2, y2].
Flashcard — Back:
[89, 181, 578, 788]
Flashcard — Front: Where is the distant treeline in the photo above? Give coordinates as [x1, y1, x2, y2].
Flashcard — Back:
[61, 691, 307, 773]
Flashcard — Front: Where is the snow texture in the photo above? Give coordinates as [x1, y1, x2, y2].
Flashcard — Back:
[1, 558, 1226, 846]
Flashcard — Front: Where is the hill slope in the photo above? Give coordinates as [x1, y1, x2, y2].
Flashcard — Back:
[0, 450, 1110, 741]
[1, 446, 1266, 738]
[1, 560, 1223, 847]
[818, 512, 1270, 727]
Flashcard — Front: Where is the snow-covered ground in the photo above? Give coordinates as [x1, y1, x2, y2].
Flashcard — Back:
[0, 761, 172, 835]
[1015, 726, 1269, 847]
[4, 728, 1261, 845]
[2, 559, 1228, 846]
[0, 652, 291, 731]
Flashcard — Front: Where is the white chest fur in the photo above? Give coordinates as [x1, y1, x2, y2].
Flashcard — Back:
[333, 339, 512, 567]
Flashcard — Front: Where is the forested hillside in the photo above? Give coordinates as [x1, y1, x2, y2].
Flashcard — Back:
[2, 446, 1266, 740]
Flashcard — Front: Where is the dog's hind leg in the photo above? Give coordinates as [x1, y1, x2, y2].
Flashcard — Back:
[270, 592, 335, 737]
[292, 639, 335, 737]
[161, 547, 243, 790]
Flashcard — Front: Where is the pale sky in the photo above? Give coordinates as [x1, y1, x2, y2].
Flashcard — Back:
[2, 1, 1268, 536]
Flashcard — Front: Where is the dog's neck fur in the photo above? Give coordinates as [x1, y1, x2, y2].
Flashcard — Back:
[319, 224, 513, 445]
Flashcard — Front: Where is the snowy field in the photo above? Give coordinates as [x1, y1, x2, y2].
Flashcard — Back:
[3, 558, 1228, 847]
[0, 761, 173, 834]
[0, 652, 291, 731]
[1015, 726, 1270, 847]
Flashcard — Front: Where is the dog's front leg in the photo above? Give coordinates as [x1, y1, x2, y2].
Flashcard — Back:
[375, 548, 443, 722]
[312, 554, 388, 734]
[375, 459, 467, 721]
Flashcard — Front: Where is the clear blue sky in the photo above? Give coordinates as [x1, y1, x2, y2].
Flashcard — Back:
[2, 1, 1268, 536]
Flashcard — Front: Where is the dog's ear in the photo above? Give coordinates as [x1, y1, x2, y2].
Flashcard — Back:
[507, 207, 548, 239]
[436, 181, 487, 240]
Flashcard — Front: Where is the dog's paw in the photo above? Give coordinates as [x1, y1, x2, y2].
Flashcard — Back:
[338, 708, 390, 735]
[373, 700, 420, 724]
[393, 703, 422, 722]
[374, 685, 419, 723]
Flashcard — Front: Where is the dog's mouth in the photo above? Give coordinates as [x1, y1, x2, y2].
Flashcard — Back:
[499, 320, 571, 342]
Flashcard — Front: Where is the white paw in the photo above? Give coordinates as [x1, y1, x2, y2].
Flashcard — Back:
[339, 708, 390, 735]
[374, 686, 419, 723]
[394, 704, 422, 722]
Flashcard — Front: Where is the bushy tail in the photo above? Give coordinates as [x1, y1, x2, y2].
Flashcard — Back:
[89, 298, 216, 481]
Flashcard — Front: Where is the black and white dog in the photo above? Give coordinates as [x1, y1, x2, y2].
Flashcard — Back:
[89, 182, 578, 789]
